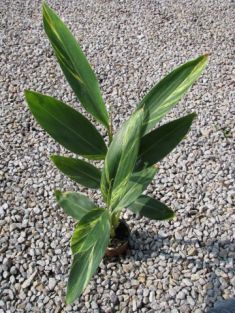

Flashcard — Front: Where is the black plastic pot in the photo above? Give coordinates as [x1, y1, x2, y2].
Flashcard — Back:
[105, 219, 130, 257]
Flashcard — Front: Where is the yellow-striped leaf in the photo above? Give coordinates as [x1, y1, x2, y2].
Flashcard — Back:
[55, 191, 96, 220]
[51, 155, 101, 189]
[101, 109, 144, 210]
[138, 55, 208, 134]
[114, 166, 158, 211]
[67, 209, 110, 304]
[43, 3, 109, 129]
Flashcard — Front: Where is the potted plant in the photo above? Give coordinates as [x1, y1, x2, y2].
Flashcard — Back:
[25, 2, 208, 304]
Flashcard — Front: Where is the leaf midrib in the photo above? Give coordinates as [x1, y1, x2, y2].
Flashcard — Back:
[37, 102, 103, 153]
[142, 62, 202, 127]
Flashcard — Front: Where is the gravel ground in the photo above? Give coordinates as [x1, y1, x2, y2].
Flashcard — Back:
[1, 0, 235, 312]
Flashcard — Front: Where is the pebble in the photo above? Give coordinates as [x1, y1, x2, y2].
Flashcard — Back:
[48, 278, 57, 290]
[21, 271, 37, 289]
[1, 0, 234, 312]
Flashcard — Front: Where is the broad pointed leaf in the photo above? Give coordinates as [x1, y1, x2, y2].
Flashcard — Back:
[51, 155, 101, 189]
[55, 190, 96, 220]
[138, 55, 208, 134]
[129, 195, 175, 220]
[43, 3, 109, 129]
[66, 209, 110, 304]
[25, 91, 107, 159]
[114, 166, 158, 211]
[101, 109, 144, 209]
[137, 113, 196, 169]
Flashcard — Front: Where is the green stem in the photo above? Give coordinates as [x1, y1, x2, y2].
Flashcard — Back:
[110, 225, 116, 238]
[110, 211, 121, 238]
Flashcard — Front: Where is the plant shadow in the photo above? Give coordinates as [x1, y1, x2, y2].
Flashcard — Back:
[123, 228, 234, 311]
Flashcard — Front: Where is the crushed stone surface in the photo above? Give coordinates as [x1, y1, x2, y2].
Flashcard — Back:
[1, 0, 235, 312]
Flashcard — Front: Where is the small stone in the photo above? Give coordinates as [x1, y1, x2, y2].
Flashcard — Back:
[33, 207, 40, 214]
[138, 274, 146, 283]
[22, 271, 37, 289]
[188, 247, 197, 256]
[231, 276, 235, 287]
[149, 291, 155, 302]
[91, 301, 98, 309]
[131, 279, 139, 287]
[132, 298, 137, 311]
[122, 264, 133, 272]
[48, 278, 56, 290]
[187, 296, 195, 306]
[175, 231, 182, 240]
[169, 288, 176, 297]
[176, 291, 186, 300]
[110, 291, 118, 304]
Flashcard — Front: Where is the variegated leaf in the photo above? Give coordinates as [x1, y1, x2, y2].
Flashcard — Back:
[55, 191, 96, 220]
[114, 166, 158, 211]
[43, 3, 109, 129]
[101, 109, 144, 210]
[67, 209, 110, 304]
[25, 91, 107, 159]
[138, 55, 208, 134]
[51, 155, 101, 189]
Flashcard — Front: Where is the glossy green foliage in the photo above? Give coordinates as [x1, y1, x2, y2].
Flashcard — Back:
[137, 113, 197, 169]
[114, 166, 158, 211]
[43, 3, 109, 129]
[101, 110, 144, 210]
[25, 2, 208, 305]
[55, 191, 96, 220]
[51, 155, 101, 189]
[67, 209, 110, 304]
[25, 91, 107, 159]
[138, 55, 208, 134]
[129, 195, 175, 220]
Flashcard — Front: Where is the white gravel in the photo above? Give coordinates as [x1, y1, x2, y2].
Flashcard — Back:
[1, 0, 235, 312]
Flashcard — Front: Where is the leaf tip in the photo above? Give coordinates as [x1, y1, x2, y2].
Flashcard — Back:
[190, 112, 197, 120]
[200, 54, 209, 66]
[42, 0, 50, 12]
[203, 52, 211, 58]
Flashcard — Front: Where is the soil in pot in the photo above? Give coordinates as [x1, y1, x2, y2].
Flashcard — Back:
[105, 219, 130, 257]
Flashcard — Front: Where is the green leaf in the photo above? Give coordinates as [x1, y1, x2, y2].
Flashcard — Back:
[55, 190, 96, 220]
[25, 91, 107, 160]
[129, 195, 175, 221]
[43, 2, 109, 129]
[138, 55, 208, 134]
[114, 166, 158, 211]
[137, 113, 196, 169]
[101, 109, 144, 210]
[51, 155, 101, 189]
[66, 209, 110, 304]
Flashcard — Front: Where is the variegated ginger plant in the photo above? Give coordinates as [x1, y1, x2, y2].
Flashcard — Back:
[25, 2, 208, 304]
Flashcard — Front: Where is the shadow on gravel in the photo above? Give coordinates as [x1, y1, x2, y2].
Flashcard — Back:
[127, 229, 234, 310]
[207, 298, 235, 313]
